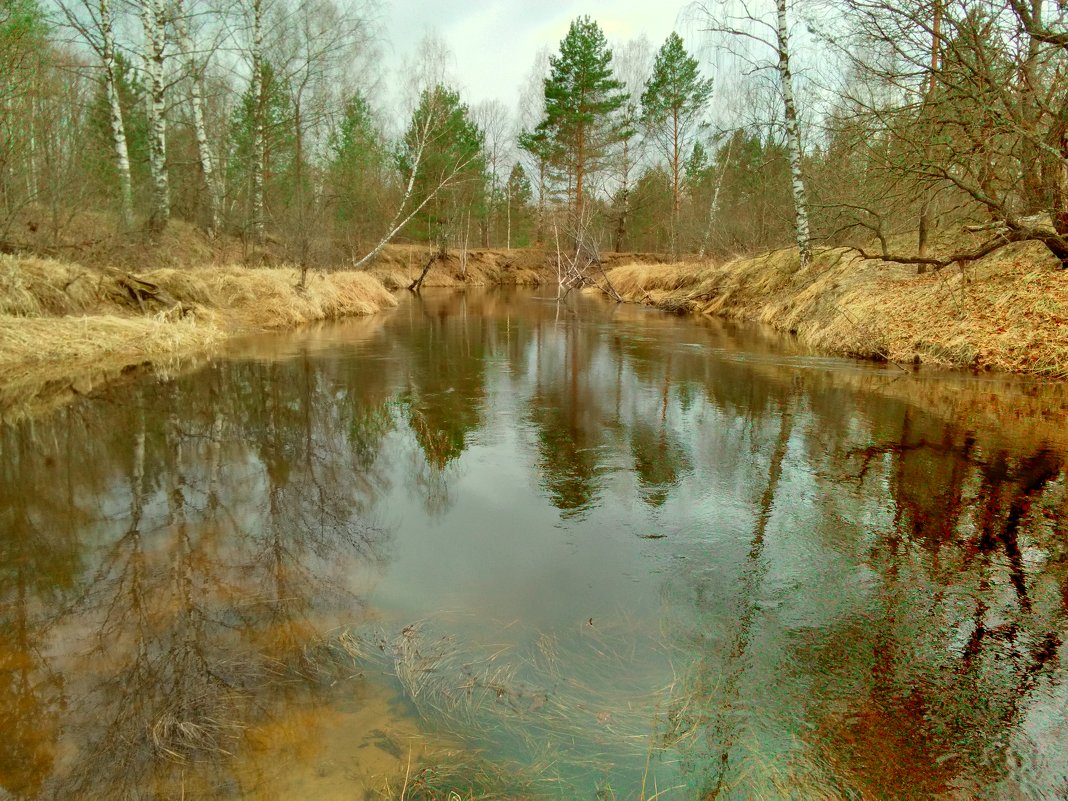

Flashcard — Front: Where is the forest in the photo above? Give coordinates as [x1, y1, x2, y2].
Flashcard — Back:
[3, 0, 1068, 269]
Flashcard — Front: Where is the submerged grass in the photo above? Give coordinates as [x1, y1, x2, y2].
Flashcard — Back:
[321, 618, 696, 800]
[599, 240, 1068, 378]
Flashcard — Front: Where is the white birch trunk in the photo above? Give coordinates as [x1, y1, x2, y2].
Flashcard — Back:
[249, 0, 265, 243]
[699, 133, 736, 260]
[100, 0, 134, 228]
[775, 0, 812, 268]
[140, 0, 170, 232]
[173, 1, 221, 237]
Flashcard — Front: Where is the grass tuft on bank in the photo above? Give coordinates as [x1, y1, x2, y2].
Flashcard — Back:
[0, 254, 398, 417]
[600, 240, 1068, 378]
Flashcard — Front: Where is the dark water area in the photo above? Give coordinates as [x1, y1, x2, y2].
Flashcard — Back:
[2, 288, 1067, 800]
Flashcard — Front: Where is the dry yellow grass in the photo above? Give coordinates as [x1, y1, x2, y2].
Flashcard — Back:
[601, 240, 1068, 378]
[0, 310, 221, 371]
[0, 255, 398, 418]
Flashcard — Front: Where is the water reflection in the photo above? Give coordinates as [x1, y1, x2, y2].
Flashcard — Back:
[0, 357, 395, 799]
[0, 289, 1066, 799]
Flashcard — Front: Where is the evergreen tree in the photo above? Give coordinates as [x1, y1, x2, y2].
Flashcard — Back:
[327, 91, 385, 234]
[398, 85, 487, 249]
[228, 62, 300, 230]
[505, 162, 534, 246]
[540, 16, 626, 220]
[641, 32, 713, 248]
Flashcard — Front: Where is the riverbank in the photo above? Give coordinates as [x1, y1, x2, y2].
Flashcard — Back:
[0, 254, 397, 419]
[598, 239, 1068, 378]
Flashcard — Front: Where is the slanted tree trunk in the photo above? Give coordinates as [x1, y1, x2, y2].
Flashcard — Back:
[173, 1, 221, 237]
[99, 0, 134, 229]
[775, 0, 812, 268]
[140, 0, 170, 233]
[699, 132, 735, 259]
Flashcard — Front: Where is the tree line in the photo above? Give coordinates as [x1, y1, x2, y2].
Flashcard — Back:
[1, 0, 1067, 268]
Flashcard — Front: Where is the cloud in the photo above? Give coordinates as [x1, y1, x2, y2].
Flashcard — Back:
[384, 0, 689, 109]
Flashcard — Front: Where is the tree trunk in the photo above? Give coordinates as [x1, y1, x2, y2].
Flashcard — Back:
[775, 0, 812, 268]
[141, 0, 170, 234]
[536, 159, 546, 246]
[174, 2, 221, 237]
[615, 135, 631, 253]
[249, 0, 266, 244]
[918, 0, 941, 257]
[671, 106, 680, 257]
[575, 122, 585, 224]
[1055, 100, 1068, 239]
[100, 0, 134, 229]
[699, 133, 735, 259]
[1018, 0, 1050, 214]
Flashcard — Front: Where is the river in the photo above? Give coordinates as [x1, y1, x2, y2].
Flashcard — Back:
[1, 288, 1066, 800]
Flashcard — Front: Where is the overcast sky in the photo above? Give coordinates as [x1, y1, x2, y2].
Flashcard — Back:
[382, 1, 695, 109]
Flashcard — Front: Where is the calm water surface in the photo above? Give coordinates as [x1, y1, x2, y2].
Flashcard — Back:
[2, 289, 1068, 799]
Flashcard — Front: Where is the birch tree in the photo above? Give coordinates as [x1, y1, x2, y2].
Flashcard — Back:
[139, 0, 169, 232]
[701, 0, 813, 266]
[611, 36, 652, 252]
[352, 37, 482, 269]
[172, 0, 220, 236]
[241, 0, 266, 242]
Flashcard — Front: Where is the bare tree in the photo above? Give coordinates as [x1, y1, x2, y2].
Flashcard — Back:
[473, 98, 511, 247]
[612, 36, 652, 252]
[823, 0, 1068, 267]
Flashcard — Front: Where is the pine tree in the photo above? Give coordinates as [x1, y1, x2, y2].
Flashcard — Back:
[327, 91, 385, 232]
[505, 162, 533, 247]
[540, 16, 626, 220]
[641, 32, 713, 249]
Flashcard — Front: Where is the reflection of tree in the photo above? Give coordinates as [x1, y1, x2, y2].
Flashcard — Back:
[528, 318, 607, 519]
[629, 355, 690, 507]
[696, 399, 795, 798]
[802, 405, 1068, 799]
[630, 421, 690, 508]
[0, 423, 83, 799]
[394, 294, 489, 513]
[0, 350, 396, 800]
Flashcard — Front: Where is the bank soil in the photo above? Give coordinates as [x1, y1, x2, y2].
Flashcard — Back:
[598, 240, 1068, 379]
